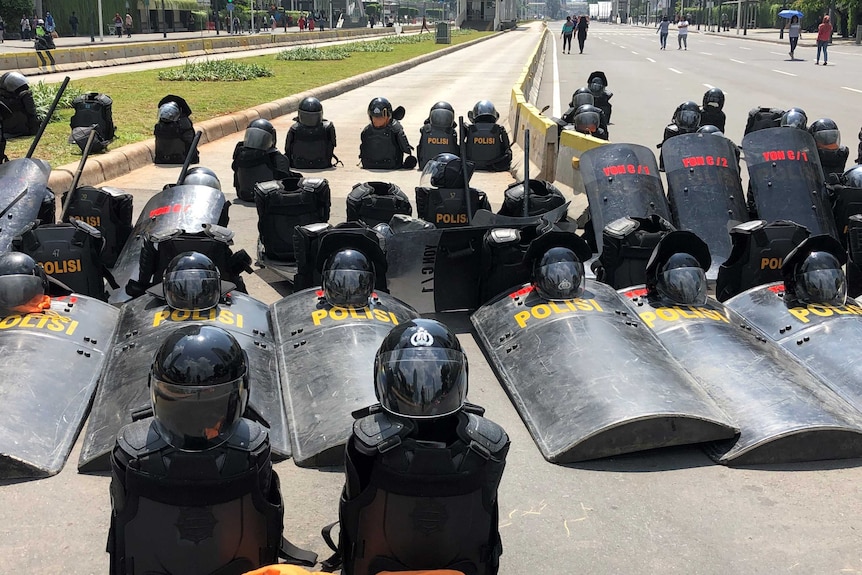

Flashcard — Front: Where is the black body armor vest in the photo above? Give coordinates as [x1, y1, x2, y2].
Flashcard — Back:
[286, 121, 337, 169]
[847, 214, 862, 298]
[498, 180, 567, 218]
[417, 124, 460, 169]
[0, 88, 38, 137]
[292, 222, 388, 292]
[337, 406, 509, 575]
[715, 220, 810, 302]
[154, 117, 198, 165]
[108, 418, 283, 575]
[254, 177, 331, 261]
[360, 125, 404, 169]
[700, 108, 726, 132]
[818, 146, 849, 180]
[464, 123, 511, 172]
[593, 215, 676, 290]
[61, 185, 133, 268]
[70, 92, 116, 142]
[415, 186, 491, 228]
[14, 219, 110, 299]
[346, 181, 412, 226]
[231, 143, 293, 202]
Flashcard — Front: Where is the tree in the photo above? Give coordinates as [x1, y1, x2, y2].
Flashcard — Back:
[546, 0, 562, 18]
[0, 0, 34, 35]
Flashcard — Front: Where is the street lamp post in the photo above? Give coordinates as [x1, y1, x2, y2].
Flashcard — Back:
[161, 0, 167, 37]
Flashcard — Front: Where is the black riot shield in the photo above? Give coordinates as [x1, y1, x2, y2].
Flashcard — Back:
[78, 291, 288, 472]
[271, 288, 420, 467]
[0, 158, 53, 252]
[621, 288, 862, 465]
[727, 283, 862, 419]
[0, 295, 119, 478]
[579, 143, 671, 253]
[662, 133, 747, 276]
[742, 128, 838, 239]
[108, 185, 228, 304]
[471, 282, 736, 463]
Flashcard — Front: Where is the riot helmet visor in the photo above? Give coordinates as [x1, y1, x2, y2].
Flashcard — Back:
[657, 266, 707, 305]
[813, 129, 841, 150]
[676, 110, 700, 130]
[574, 111, 601, 134]
[429, 107, 455, 128]
[572, 92, 594, 108]
[375, 347, 468, 418]
[243, 126, 275, 151]
[0, 275, 49, 314]
[322, 269, 375, 307]
[794, 252, 846, 305]
[164, 269, 221, 311]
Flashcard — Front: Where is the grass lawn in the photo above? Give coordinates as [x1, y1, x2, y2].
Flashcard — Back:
[5, 30, 492, 168]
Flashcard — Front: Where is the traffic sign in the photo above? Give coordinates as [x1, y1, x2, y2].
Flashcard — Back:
[227, 2, 235, 10]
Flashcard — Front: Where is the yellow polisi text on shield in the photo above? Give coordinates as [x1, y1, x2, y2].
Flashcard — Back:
[787, 303, 862, 324]
[0, 310, 78, 335]
[639, 306, 729, 328]
[513, 299, 604, 329]
[152, 308, 244, 328]
[311, 306, 400, 326]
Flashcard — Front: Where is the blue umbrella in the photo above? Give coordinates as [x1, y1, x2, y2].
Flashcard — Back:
[779, 9, 804, 18]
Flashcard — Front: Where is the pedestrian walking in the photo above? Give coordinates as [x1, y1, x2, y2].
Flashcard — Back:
[656, 15, 669, 49]
[561, 16, 574, 53]
[69, 11, 79, 36]
[124, 13, 133, 38]
[421, 15, 430, 32]
[788, 15, 801, 59]
[308, 15, 315, 31]
[45, 12, 55, 34]
[113, 13, 123, 37]
[816, 15, 832, 65]
[576, 15, 588, 54]
[677, 15, 689, 49]
[0, 18, 5, 43]
[299, 14, 306, 30]
[20, 14, 30, 40]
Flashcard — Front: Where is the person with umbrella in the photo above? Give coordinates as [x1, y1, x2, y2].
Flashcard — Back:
[787, 14, 801, 60]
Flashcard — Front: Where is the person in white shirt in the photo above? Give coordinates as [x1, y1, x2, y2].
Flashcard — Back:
[677, 16, 689, 50]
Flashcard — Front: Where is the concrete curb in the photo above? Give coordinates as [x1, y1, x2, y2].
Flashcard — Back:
[47, 31, 502, 192]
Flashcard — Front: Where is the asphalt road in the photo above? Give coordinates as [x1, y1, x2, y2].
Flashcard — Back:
[3, 21, 862, 575]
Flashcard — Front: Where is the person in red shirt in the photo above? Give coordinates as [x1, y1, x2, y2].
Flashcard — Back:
[816, 15, 832, 65]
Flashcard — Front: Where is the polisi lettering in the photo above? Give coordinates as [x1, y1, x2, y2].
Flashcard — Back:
[473, 136, 496, 145]
[41, 259, 82, 275]
[639, 306, 729, 328]
[311, 306, 400, 326]
[421, 245, 436, 293]
[71, 215, 101, 227]
[760, 257, 783, 270]
[601, 163, 650, 177]
[152, 308, 244, 328]
[148, 203, 192, 219]
[427, 137, 449, 145]
[681, 155, 729, 168]
[761, 149, 809, 162]
[788, 303, 862, 323]
[513, 298, 605, 329]
[0, 311, 78, 335]
[436, 213, 468, 225]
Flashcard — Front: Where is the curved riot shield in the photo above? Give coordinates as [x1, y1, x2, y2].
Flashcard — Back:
[742, 128, 838, 239]
[662, 133, 747, 277]
[78, 291, 288, 472]
[579, 143, 670, 252]
[622, 288, 862, 465]
[0, 158, 53, 252]
[272, 288, 420, 467]
[0, 295, 119, 478]
[108, 185, 227, 304]
[727, 283, 862, 418]
[471, 282, 736, 463]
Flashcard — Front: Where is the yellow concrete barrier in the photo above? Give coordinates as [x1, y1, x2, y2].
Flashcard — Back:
[555, 129, 608, 194]
[516, 101, 558, 180]
[509, 89, 526, 146]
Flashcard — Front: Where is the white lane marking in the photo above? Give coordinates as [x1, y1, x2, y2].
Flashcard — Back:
[668, 67, 683, 74]
[646, 57, 656, 62]
[631, 50, 639, 55]
[769, 51, 785, 55]
[699, 52, 713, 55]
[772, 69, 796, 76]
[842, 86, 862, 93]
[619, 45, 627, 49]
[703, 83, 714, 89]
[730, 58, 746, 64]
[714, 42, 726, 45]
[552, 34, 561, 118]
[739, 46, 751, 50]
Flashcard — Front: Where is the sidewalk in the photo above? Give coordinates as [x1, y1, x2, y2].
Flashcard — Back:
[629, 22, 862, 49]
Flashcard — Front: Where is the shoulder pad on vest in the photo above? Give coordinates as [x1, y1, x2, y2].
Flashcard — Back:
[488, 228, 520, 246]
[461, 412, 508, 457]
[202, 223, 234, 244]
[255, 180, 282, 195]
[116, 419, 168, 456]
[71, 218, 103, 237]
[301, 178, 327, 190]
[353, 410, 414, 453]
[225, 418, 269, 452]
[604, 216, 638, 239]
[730, 220, 766, 235]
[147, 228, 183, 243]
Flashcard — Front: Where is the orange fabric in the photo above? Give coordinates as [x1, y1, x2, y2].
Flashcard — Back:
[242, 566, 314, 575]
[12, 294, 52, 314]
[379, 571, 466, 574]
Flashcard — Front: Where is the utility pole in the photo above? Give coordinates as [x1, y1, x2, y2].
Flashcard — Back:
[161, 0, 167, 37]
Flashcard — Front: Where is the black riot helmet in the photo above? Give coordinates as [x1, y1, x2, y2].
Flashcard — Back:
[573, 104, 602, 135]
[0, 71, 29, 93]
[374, 318, 468, 419]
[571, 87, 594, 109]
[0, 252, 50, 315]
[162, 251, 221, 311]
[149, 325, 250, 450]
[655, 253, 708, 305]
[419, 152, 474, 188]
[533, 247, 585, 301]
[674, 101, 701, 131]
[843, 165, 862, 188]
[321, 248, 375, 307]
[471, 100, 499, 122]
[243, 118, 277, 151]
[782, 236, 847, 306]
[428, 101, 455, 129]
[588, 76, 606, 98]
[368, 96, 393, 128]
[158, 101, 181, 123]
[182, 166, 221, 191]
[298, 96, 323, 127]
[780, 108, 808, 130]
[702, 87, 725, 110]
[697, 124, 723, 135]
[809, 118, 841, 150]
